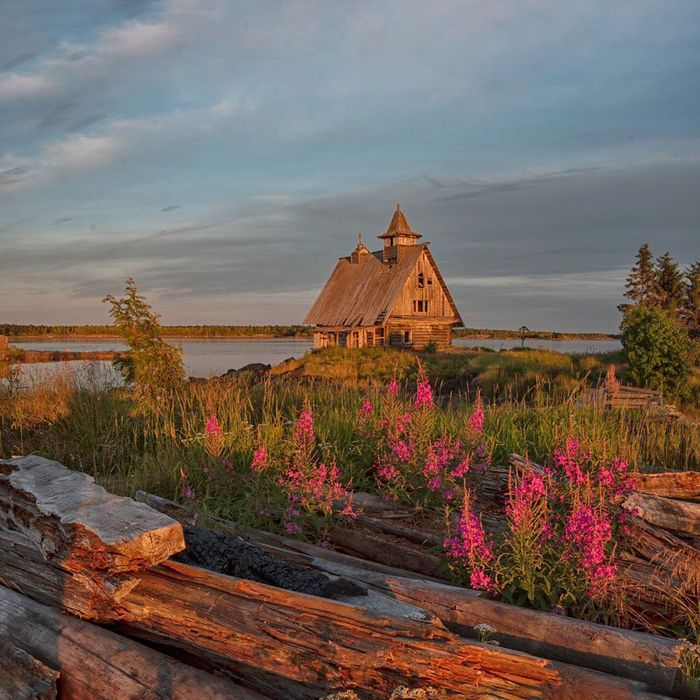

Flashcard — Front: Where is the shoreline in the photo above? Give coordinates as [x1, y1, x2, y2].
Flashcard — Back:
[8, 332, 619, 342]
[6, 349, 129, 364]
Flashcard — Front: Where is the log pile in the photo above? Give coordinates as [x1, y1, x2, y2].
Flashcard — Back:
[1, 455, 698, 699]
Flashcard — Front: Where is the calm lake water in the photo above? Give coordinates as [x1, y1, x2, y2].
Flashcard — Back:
[14, 337, 313, 378]
[453, 338, 621, 354]
[12, 336, 621, 382]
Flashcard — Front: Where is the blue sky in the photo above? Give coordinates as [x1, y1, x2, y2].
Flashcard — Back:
[1, 1, 699, 331]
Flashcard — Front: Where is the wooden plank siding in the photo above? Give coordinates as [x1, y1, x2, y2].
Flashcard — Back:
[391, 248, 453, 320]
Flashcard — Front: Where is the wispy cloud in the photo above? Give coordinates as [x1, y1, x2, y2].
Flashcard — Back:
[1, 0, 699, 328]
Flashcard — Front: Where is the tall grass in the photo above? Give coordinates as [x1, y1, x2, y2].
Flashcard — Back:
[2, 363, 698, 506]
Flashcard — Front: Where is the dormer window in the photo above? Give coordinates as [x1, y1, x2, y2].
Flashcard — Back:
[417, 272, 425, 288]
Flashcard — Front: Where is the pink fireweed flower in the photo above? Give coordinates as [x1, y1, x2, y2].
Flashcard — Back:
[427, 476, 442, 491]
[205, 414, 222, 437]
[387, 378, 400, 398]
[251, 444, 268, 472]
[391, 439, 413, 463]
[564, 502, 617, 598]
[285, 521, 302, 535]
[395, 412, 412, 435]
[470, 569, 496, 592]
[444, 499, 496, 592]
[414, 374, 434, 410]
[596, 458, 635, 496]
[358, 399, 373, 418]
[553, 436, 585, 485]
[506, 470, 547, 529]
[203, 414, 224, 457]
[467, 395, 484, 434]
[376, 461, 399, 482]
[423, 439, 454, 487]
[283, 460, 348, 517]
[451, 457, 470, 478]
[295, 408, 314, 443]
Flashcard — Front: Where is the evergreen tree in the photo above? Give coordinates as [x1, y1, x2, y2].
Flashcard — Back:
[683, 261, 700, 335]
[655, 252, 686, 318]
[621, 243, 660, 312]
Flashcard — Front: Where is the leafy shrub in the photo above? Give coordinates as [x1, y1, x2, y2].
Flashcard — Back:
[621, 306, 690, 394]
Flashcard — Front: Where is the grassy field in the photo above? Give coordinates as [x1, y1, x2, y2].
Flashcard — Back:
[1, 347, 697, 501]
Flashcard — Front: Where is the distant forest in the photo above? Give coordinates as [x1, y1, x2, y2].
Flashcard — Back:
[0, 324, 616, 340]
[0, 324, 312, 338]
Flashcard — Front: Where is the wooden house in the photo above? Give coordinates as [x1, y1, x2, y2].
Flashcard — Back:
[304, 205, 463, 350]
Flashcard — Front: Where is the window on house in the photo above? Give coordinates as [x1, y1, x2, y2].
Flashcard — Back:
[413, 300, 428, 313]
[427, 278, 433, 285]
[403, 330, 411, 343]
[418, 272, 425, 288]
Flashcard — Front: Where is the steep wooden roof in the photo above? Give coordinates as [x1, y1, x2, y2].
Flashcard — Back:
[304, 246, 422, 327]
[305, 244, 463, 328]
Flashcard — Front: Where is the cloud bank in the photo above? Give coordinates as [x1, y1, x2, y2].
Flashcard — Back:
[1, 0, 699, 331]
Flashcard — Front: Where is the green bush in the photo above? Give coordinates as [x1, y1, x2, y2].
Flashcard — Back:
[621, 307, 690, 394]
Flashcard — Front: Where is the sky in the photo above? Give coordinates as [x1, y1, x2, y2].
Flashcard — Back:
[1, 1, 699, 332]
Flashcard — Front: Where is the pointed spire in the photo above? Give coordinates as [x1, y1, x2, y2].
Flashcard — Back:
[379, 203, 422, 240]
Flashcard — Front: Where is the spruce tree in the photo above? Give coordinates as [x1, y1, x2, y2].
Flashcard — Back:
[683, 261, 700, 334]
[655, 252, 686, 318]
[622, 243, 659, 311]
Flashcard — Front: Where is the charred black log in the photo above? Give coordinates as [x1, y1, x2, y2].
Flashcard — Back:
[174, 525, 366, 599]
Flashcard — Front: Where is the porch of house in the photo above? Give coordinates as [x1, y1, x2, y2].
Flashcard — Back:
[312, 326, 385, 349]
[312, 320, 454, 351]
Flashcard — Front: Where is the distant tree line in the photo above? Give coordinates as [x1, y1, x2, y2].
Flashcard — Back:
[0, 324, 313, 338]
[454, 328, 617, 340]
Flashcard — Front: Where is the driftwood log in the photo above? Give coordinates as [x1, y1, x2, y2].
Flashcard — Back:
[632, 471, 700, 500]
[120, 559, 564, 699]
[0, 583, 267, 700]
[136, 492, 690, 699]
[0, 455, 184, 615]
[624, 491, 700, 537]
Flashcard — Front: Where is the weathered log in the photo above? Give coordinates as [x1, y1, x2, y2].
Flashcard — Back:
[626, 516, 700, 578]
[0, 583, 269, 700]
[134, 492, 689, 698]
[0, 636, 58, 700]
[624, 491, 700, 536]
[328, 524, 445, 579]
[0, 455, 184, 611]
[371, 576, 686, 696]
[509, 454, 546, 474]
[354, 513, 443, 547]
[120, 559, 561, 699]
[632, 471, 700, 500]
